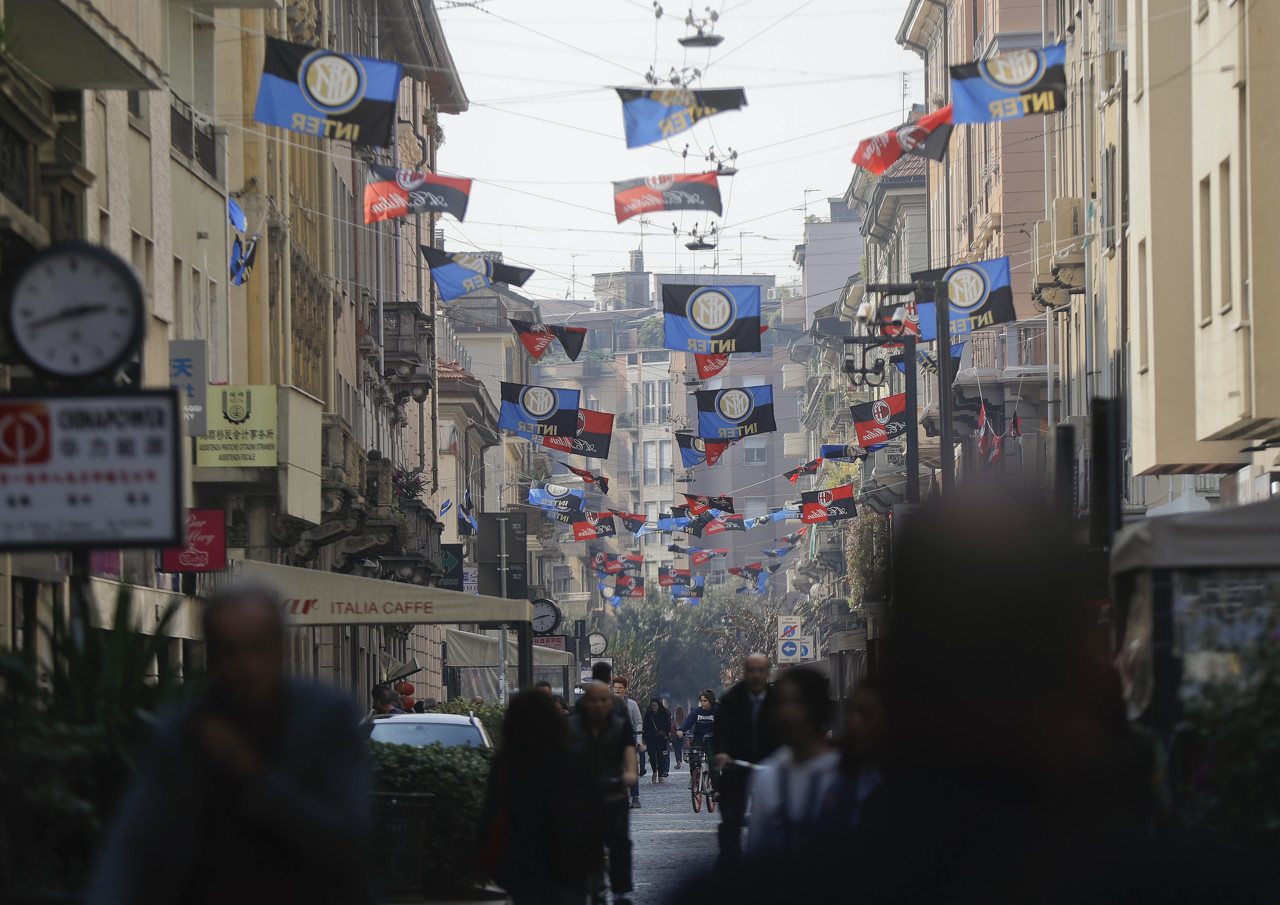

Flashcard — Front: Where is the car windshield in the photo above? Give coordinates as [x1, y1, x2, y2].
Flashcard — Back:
[370, 721, 486, 748]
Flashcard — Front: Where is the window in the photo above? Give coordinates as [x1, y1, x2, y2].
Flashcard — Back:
[659, 440, 672, 483]
[1199, 176, 1212, 322]
[641, 381, 670, 424]
[644, 441, 658, 484]
[1220, 158, 1232, 312]
[644, 502, 660, 547]
[1133, 0, 1145, 96]
[1137, 240, 1149, 372]
[744, 436, 767, 465]
[745, 496, 768, 520]
[584, 385, 601, 410]
[703, 376, 723, 391]
[743, 375, 767, 388]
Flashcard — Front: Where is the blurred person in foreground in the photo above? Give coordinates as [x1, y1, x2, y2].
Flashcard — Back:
[87, 584, 372, 905]
[820, 677, 888, 833]
[677, 494, 1272, 905]
[479, 691, 595, 905]
[712, 653, 779, 864]
[570, 681, 639, 905]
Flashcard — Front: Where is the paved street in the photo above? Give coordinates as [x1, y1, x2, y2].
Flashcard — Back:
[627, 758, 721, 905]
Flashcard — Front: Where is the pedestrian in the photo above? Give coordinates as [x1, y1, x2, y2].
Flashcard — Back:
[534, 680, 554, 697]
[87, 584, 373, 905]
[673, 705, 687, 769]
[570, 681, 639, 905]
[612, 675, 645, 809]
[479, 691, 595, 905]
[676, 690, 718, 792]
[712, 653, 779, 864]
[419, 696, 439, 713]
[552, 695, 570, 715]
[643, 698, 672, 782]
[746, 667, 841, 856]
[362, 685, 402, 724]
[821, 677, 888, 833]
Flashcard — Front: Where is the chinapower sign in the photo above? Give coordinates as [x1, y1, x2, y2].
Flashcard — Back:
[852, 393, 908, 450]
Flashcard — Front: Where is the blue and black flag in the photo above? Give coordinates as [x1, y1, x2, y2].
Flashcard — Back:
[497, 382, 580, 441]
[528, 482, 585, 512]
[254, 38, 402, 146]
[662, 285, 762, 355]
[912, 257, 1015, 340]
[695, 386, 777, 440]
[897, 342, 965, 379]
[420, 246, 535, 302]
[951, 44, 1067, 124]
[676, 432, 732, 467]
[615, 87, 747, 148]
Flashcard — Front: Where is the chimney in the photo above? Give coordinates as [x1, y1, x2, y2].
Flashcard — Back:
[629, 248, 644, 273]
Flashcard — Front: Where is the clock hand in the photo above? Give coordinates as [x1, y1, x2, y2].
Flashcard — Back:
[26, 303, 108, 330]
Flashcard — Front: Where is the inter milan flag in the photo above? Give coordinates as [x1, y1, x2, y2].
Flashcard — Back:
[897, 342, 965, 379]
[570, 511, 616, 541]
[612, 511, 647, 534]
[511, 319, 588, 362]
[951, 44, 1067, 124]
[566, 465, 608, 494]
[613, 172, 722, 224]
[912, 257, 1015, 339]
[672, 574, 705, 592]
[364, 166, 471, 225]
[677, 432, 732, 467]
[785, 459, 823, 484]
[669, 505, 691, 520]
[230, 235, 258, 287]
[543, 408, 614, 460]
[615, 87, 747, 149]
[693, 326, 769, 379]
[695, 386, 776, 440]
[658, 566, 691, 588]
[663, 285, 762, 355]
[851, 393, 908, 450]
[683, 493, 735, 515]
[615, 573, 645, 599]
[801, 484, 858, 523]
[460, 489, 479, 536]
[528, 482, 585, 512]
[499, 383, 579, 441]
[421, 246, 534, 302]
[854, 105, 954, 175]
[819, 444, 868, 462]
[255, 39, 402, 146]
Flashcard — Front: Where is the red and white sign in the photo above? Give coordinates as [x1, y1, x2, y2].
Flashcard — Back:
[162, 508, 227, 572]
[532, 635, 567, 651]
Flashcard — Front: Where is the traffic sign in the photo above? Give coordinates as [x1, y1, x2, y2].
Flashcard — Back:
[778, 638, 801, 665]
[777, 616, 801, 640]
[799, 635, 814, 660]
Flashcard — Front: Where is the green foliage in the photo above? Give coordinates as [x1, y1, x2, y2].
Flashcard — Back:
[606, 591, 721, 706]
[435, 697, 505, 748]
[369, 741, 493, 894]
[637, 316, 664, 350]
[847, 510, 890, 603]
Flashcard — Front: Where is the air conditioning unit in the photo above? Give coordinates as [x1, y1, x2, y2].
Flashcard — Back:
[782, 364, 807, 390]
[783, 433, 808, 458]
[1032, 220, 1055, 287]
[1052, 197, 1086, 267]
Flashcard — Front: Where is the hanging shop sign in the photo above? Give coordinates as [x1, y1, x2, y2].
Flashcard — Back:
[196, 385, 278, 467]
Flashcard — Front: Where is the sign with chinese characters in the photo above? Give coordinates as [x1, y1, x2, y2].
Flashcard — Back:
[168, 340, 207, 435]
[532, 635, 567, 651]
[0, 391, 181, 549]
[161, 509, 227, 572]
[196, 385, 277, 467]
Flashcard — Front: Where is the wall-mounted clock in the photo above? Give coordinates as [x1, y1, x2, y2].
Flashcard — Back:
[6, 243, 145, 381]
[588, 631, 609, 656]
[531, 598, 562, 636]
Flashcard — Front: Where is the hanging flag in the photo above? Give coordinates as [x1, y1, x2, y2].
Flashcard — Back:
[682, 493, 735, 515]
[570, 511, 617, 541]
[543, 408, 614, 460]
[615, 86, 747, 149]
[801, 484, 858, 523]
[950, 44, 1068, 124]
[977, 401, 992, 461]
[727, 563, 764, 578]
[254, 38, 402, 146]
[912, 257, 1015, 340]
[693, 547, 728, 566]
[230, 235, 258, 287]
[676, 432, 732, 467]
[498, 382, 579, 441]
[671, 578, 706, 598]
[785, 459, 823, 483]
[761, 547, 795, 558]
[461, 489, 478, 535]
[692, 325, 769, 379]
[987, 432, 1004, 467]
[658, 566, 691, 588]
[851, 393, 908, 450]
[510, 319, 588, 362]
[598, 582, 623, 608]
[682, 596, 702, 606]
[421, 245, 534, 301]
[566, 464, 609, 494]
[896, 342, 965, 378]
[853, 104, 954, 174]
[590, 550, 623, 574]
[615, 573, 645, 598]
[782, 526, 808, 545]
[528, 482, 585, 511]
[819, 444, 868, 462]
[611, 511, 647, 534]
[663, 285, 762, 355]
[364, 166, 471, 224]
[1010, 413, 1022, 439]
[692, 514, 747, 537]
[228, 197, 248, 233]
[695, 386, 776, 440]
[613, 171, 722, 223]
[439, 499, 452, 516]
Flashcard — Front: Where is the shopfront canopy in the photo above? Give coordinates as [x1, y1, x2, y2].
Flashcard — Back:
[445, 628, 575, 667]
[234, 559, 532, 625]
[1111, 496, 1280, 575]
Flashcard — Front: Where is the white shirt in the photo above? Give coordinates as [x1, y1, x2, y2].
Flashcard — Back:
[745, 747, 842, 856]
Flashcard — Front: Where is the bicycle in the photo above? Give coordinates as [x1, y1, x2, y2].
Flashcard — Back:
[685, 738, 717, 813]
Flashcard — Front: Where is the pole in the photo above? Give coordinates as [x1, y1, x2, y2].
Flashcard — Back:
[497, 516, 508, 706]
[933, 280, 954, 493]
[903, 334, 920, 503]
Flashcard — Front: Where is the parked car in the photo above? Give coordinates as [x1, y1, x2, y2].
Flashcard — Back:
[369, 712, 492, 749]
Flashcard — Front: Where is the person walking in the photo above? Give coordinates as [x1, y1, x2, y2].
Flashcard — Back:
[821, 677, 888, 834]
[570, 682, 639, 905]
[642, 698, 672, 782]
[672, 705, 687, 769]
[746, 667, 841, 856]
[713, 653, 779, 865]
[611, 676, 645, 809]
[479, 691, 595, 905]
[676, 690, 719, 792]
[87, 585, 374, 905]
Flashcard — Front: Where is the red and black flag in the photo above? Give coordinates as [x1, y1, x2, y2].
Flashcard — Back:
[570, 511, 617, 541]
[1009, 413, 1022, 439]
[692, 547, 728, 566]
[852, 393, 908, 451]
[800, 484, 857, 524]
[614, 573, 645, 598]
[590, 549, 636, 574]
[567, 464, 609, 494]
[658, 566, 692, 588]
[853, 105, 954, 175]
[782, 526, 808, 546]
[613, 172, 722, 224]
[511, 319, 588, 362]
[611, 511, 647, 534]
[543, 408, 614, 460]
[364, 166, 471, 224]
[677, 432, 732, 467]
[692, 514, 747, 537]
[785, 459, 823, 484]
[682, 493, 734, 514]
[728, 562, 764, 577]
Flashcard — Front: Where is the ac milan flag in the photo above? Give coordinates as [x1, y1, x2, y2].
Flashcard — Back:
[364, 166, 471, 224]
[615, 573, 645, 598]
[782, 526, 809, 546]
[510, 319, 588, 362]
[785, 459, 823, 484]
[570, 511, 617, 541]
[682, 493, 735, 515]
[658, 566, 691, 588]
[851, 393, 908, 451]
[691, 547, 728, 566]
[800, 484, 858, 523]
[543, 408, 614, 459]
[676, 432, 732, 467]
[853, 105, 954, 175]
[567, 465, 609, 494]
[612, 511, 647, 534]
[613, 171, 722, 224]
[692, 514, 747, 537]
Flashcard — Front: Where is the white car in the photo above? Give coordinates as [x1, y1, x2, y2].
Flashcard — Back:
[368, 712, 492, 749]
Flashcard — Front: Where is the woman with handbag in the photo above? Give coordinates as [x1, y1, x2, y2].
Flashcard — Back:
[642, 698, 672, 782]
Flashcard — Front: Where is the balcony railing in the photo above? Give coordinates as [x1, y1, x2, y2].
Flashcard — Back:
[965, 322, 1047, 372]
[170, 93, 219, 181]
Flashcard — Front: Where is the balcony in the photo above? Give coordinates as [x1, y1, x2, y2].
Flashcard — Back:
[8, 0, 164, 90]
[170, 93, 221, 182]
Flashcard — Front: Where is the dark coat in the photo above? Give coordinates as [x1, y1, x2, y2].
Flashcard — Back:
[643, 706, 671, 749]
[713, 681, 780, 765]
[87, 681, 373, 905]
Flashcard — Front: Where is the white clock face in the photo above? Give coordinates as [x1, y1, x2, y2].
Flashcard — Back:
[532, 600, 560, 635]
[588, 632, 608, 656]
[8, 244, 144, 379]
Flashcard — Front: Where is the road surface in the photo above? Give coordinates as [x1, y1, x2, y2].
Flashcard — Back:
[627, 757, 721, 905]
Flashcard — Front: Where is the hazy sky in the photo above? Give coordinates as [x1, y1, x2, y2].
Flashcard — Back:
[433, 0, 922, 304]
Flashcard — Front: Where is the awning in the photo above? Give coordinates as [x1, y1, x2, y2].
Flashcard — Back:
[234, 559, 532, 625]
[446, 629, 575, 667]
[1111, 496, 1280, 574]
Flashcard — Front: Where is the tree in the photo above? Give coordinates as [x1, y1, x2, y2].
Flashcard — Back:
[603, 589, 721, 707]
[637, 316, 664, 350]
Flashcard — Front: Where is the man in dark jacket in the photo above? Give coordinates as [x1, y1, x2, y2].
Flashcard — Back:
[87, 585, 373, 905]
[713, 652, 778, 864]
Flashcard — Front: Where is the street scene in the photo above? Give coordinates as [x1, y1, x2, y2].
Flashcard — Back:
[1, 0, 1279, 903]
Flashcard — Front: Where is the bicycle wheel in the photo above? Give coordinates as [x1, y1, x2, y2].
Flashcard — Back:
[691, 765, 702, 812]
[705, 770, 716, 813]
